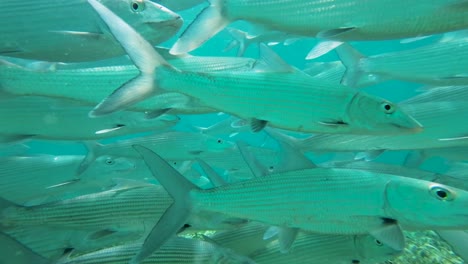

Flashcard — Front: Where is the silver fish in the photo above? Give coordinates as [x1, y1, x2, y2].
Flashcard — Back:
[0, 232, 49, 264]
[288, 86, 468, 153]
[223, 27, 300, 57]
[170, 0, 468, 54]
[77, 131, 235, 175]
[336, 31, 468, 87]
[0, 50, 256, 115]
[86, 0, 422, 135]
[0, 0, 182, 62]
[0, 181, 172, 233]
[212, 222, 401, 263]
[55, 236, 255, 264]
[130, 145, 468, 263]
[0, 155, 138, 205]
[0, 96, 178, 142]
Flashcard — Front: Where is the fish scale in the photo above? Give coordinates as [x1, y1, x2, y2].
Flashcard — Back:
[192, 168, 389, 234]
[1, 184, 172, 230]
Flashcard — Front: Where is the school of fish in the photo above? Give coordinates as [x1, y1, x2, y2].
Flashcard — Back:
[1, 0, 468, 264]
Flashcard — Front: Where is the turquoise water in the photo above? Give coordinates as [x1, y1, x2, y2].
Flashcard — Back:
[1, 1, 467, 264]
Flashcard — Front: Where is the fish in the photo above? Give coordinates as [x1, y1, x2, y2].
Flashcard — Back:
[0, 96, 178, 142]
[170, 0, 468, 54]
[77, 131, 235, 175]
[212, 222, 402, 263]
[282, 86, 468, 153]
[86, 0, 423, 135]
[0, 155, 141, 205]
[151, 0, 206, 11]
[0, 0, 182, 62]
[223, 27, 300, 57]
[130, 145, 468, 263]
[54, 236, 255, 264]
[336, 31, 468, 87]
[0, 50, 256, 115]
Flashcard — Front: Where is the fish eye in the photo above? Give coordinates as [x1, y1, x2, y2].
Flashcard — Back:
[217, 139, 223, 144]
[380, 102, 395, 114]
[430, 185, 455, 201]
[105, 158, 115, 165]
[131, 0, 145, 12]
[374, 239, 383, 246]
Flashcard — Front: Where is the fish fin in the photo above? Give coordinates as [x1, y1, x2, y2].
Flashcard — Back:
[335, 43, 366, 87]
[237, 141, 269, 177]
[225, 28, 249, 57]
[131, 145, 196, 264]
[49, 30, 104, 39]
[263, 226, 280, 240]
[354, 150, 385, 161]
[283, 38, 300, 46]
[253, 44, 295, 73]
[277, 227, 299, 253]
[402, 150, 427, 168]
[196, 158, 227, 187]
[170, 0, 229, 54]
[87, 0, 170, 116]
[94, 124, 125, 135]
[76, 141, 103, 175]
[0, 232, 50, 264]
[145, 108, 172, 119]
[250, 118, 268, 132]
[317, 27, 356, 39]
[369, 221, 405, 251]
[436, 230, 468, 262]
[305, 40, 343, 60]
[87, 228, 117, 240]
[265, 128, 316, 172]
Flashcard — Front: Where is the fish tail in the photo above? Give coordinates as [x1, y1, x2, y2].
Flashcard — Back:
[170, 0, 230, 55]
[131, 145, 196, 264]
[76, 141, 102, 175]
[0, 231, 50, 264]
[86, 0, 172, 117]
[335, 43, 367, 87]
[224, 28, 249, 57]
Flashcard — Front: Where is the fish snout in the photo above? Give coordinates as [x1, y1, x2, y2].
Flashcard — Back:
[391, 112, 424, 134]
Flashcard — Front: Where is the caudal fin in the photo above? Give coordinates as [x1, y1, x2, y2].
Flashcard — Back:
[224, 28, 250, 57]
[86, 0, 171, 117]
[0, 232, 50, 264]
[131, 145, 197, 264]
[170, 0, 230, 55]
[334, 43, 367, 88]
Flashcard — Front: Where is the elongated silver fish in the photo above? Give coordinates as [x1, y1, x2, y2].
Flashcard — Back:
[0, 0, 182, 62]
[336, 31, 468, 87]
[86, 0, 422, 135]
[0, 96, 178, 142]
[287, 86, 468, 153]
[0, 231, 49, 264]
[170, 0, 468, 54]
[130, 145, 468, 263]
[223, 27, 299, 56]
[212, 222, 401, 263]
[0, 155, 139, 205]
[55, 236, 255, 264]
[0, 50, 256, 115]
[0, 181, 172, 232]
[77, 131, 235, 175]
